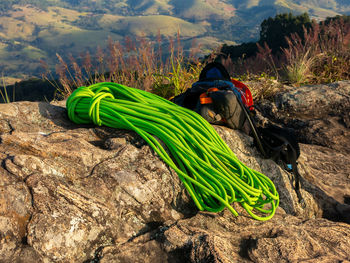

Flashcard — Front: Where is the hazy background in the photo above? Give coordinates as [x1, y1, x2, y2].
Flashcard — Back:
[0, 0, 349, 83]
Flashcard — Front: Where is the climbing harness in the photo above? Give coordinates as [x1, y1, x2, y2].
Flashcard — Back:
[66, 82, 279, 221]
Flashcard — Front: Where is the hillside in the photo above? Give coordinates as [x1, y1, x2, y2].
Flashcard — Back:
[0, 0, 349, 83]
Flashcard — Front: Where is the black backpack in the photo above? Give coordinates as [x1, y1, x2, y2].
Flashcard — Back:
[172, 62, 304, 205]
[172, 62, 247, 130]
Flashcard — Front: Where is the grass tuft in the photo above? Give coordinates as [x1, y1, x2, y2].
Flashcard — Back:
[220, 17, 350, 87]
[0, 74, 15, 103]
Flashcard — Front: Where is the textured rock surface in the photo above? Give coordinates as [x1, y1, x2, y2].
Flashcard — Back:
[0, 82, 349, 262]
[258, 80, 350, 154]
[100, 209, 350, 263]
[258, 80, 350, 222]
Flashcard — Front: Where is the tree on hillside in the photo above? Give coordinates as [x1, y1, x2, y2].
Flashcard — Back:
[324, 15, 350, 25]
[0, 0, 19, 13]
[218, 13, 313, 62]
[259, 12, 312, 53]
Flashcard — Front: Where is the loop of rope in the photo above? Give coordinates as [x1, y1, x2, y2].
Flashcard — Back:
[89, 90, 115, 126]
[66, 82, 279, 220]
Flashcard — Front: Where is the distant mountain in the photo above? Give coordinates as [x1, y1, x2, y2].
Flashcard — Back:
[0, 0, 349, 83]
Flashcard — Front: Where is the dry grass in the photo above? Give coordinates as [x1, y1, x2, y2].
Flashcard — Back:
[42, 17, 350, 103]
[0, 75, 15, 103]
[279, 19, 350, 85]
[220, 17, 350, 87]
[42, 32, 204, 99]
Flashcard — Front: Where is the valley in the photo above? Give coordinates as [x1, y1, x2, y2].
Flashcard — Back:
[0, 0, 349, 83]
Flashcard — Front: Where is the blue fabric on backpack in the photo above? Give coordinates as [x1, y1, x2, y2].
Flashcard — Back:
[205, 68, 224, 79]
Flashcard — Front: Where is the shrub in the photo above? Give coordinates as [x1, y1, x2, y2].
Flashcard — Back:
[219, 15, 350, 86]
[282, 17, 350, 84]
[281, 27, 319, 85]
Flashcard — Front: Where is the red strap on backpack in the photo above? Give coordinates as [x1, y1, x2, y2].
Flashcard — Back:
[231, 79, 254, 111]
[199, 80, 254, 111]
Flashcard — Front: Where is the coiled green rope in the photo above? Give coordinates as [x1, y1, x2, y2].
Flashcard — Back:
[66, 82, 279, 221]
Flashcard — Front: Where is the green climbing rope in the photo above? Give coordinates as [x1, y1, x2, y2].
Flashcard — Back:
[66, 82, 279, 221]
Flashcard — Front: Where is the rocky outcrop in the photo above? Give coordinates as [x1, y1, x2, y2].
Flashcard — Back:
[0, 81, 349, 262]
[99, 210, 350, 263]
[258, 80, 350, 222]
[258, 80, 350, 154]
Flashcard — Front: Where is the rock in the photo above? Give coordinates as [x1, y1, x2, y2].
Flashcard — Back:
[298, 144, 350, 222]
[0, 86, 349, 262]
[100, 209, 350, 263]
[0, 101, 194, 262]
[104, 137, 127, 150]
[0, 166, 43, 262]
[257, 81, 350, 222]
[258, 80, 350, 154]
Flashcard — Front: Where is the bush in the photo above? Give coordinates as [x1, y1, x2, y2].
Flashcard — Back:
[220, 15, 350, 86]
[260, 13, 312, 53]
[281, 17, 350, 84]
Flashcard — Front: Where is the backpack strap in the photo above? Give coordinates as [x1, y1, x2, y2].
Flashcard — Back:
[290, 152, 305, 207]
[255, 125, 305, 205]
[235, 96, 305, 205]
[234, 95, 267, 157]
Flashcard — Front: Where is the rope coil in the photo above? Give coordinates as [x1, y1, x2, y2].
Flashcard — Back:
[66, 82, 279, 221]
